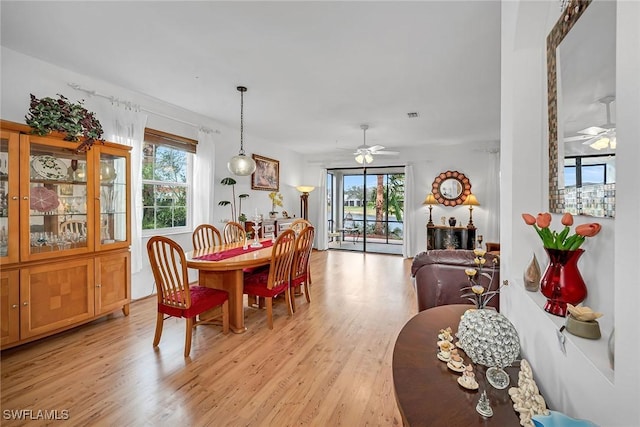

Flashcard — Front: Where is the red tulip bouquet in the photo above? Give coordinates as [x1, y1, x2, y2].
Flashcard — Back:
[521, 212, 601, 250]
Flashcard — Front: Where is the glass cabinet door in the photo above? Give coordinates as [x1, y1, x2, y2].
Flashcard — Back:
[21, 136, 92, 260]
[97, 147, 129, 249]
[0, 131, 19, 264]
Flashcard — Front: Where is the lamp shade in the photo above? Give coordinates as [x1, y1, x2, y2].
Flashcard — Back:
[457, 309, 520, 389]
[355, 151, 374, 164]
[463, 193, 480, 206]
[423, 193, 437, 205]
[228, 154, 256, 176]
[296, 186, 315, 194]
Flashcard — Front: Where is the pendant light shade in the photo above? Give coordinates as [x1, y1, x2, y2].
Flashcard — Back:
[228, 86, 257, 176]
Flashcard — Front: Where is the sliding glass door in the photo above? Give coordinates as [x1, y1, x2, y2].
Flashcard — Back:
[327, 167, 404, 255]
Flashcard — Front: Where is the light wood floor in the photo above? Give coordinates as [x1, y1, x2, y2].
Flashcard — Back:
[1, 250, 417, 426]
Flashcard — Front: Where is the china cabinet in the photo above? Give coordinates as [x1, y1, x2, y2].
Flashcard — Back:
[0, 120, 131, 349]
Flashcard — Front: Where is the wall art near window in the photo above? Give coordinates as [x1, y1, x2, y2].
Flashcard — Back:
[251, 154, 279, 191]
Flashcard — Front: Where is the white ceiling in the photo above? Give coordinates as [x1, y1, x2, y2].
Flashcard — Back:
[1, 1, 501, 156]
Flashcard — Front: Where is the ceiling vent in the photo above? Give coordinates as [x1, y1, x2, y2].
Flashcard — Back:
[407, 112, 419, 118]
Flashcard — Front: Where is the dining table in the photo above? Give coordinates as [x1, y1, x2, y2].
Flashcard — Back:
[185, 239, 274, 333]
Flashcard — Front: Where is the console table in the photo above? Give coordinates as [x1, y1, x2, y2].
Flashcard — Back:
[427, 225, 476, 250]
[244, 219, 290, 239]
[392, 305, 521, 426]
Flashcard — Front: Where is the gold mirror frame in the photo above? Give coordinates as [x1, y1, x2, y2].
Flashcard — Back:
[431, 170, 472, 206]
[547, 0, 591, 213]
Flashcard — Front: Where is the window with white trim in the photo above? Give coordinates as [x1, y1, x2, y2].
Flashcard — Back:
[142, 128, 196, 233]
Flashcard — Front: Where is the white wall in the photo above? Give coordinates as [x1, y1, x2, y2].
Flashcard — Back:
[302, 142, 501, 257]
[1, 47, 304, 300]
[501, 1, 640, 425]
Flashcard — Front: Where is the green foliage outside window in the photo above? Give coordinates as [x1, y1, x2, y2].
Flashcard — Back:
[142, 143, 189, 230]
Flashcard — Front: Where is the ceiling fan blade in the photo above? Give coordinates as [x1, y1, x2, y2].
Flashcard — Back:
[368, 145, 386, 152]
[564, 135, 592, 142]
[372, 150, 399, 156]
[577, 126, 607, 136]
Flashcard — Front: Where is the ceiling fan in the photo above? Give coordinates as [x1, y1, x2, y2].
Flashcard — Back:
[564, 96, 616, 151]
[353, 124, 399, 164]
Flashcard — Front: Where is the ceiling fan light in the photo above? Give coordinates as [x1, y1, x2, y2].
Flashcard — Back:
[590, 137, 610, 150]
[610, 137, 617, 149]
[355, 153, 364, 164]
[364, 153, 374, 164]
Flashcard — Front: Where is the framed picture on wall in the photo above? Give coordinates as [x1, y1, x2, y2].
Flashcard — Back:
[251, 154, 279, 191]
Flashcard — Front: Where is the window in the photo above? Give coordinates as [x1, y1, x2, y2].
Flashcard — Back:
[564, 155, 613, 187]
[142, 128, 196, 233]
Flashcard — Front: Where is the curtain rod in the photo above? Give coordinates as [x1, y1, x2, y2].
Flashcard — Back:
[67, 82, 218, 134]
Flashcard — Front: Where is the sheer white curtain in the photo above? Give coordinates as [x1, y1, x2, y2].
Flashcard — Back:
[485, 150, 500, 242]
[193, 129, 216, 227]
[403, 164, 415, 258]
[316, 169, 329, 250]
[110, 103, 147, 273]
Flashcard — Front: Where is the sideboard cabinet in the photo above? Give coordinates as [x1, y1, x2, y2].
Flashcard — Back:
[0, 121, 131, 349]
[427, 225, 476, 250]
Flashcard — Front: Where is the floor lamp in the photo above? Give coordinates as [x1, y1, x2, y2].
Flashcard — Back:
[296, 186, 315, 220]
[463, 193, 480, 228]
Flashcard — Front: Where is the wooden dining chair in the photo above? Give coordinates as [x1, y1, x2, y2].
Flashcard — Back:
[192, 224, 223, 250]
[223, 221, 246, 244]
[290, 218, 311, 235]
[147, 236, 229, 357]
[243, 229, 296, 329]
[290, 225, 315, 312]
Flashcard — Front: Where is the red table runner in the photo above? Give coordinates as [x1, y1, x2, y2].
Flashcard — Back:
[193, 240, 273, 261]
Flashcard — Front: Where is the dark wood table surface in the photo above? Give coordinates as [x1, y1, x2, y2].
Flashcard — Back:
[392, 304, 521, 426]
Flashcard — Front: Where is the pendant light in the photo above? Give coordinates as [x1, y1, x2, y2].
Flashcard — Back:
[227, 86, 257, 176]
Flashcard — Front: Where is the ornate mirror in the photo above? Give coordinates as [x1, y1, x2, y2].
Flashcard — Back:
[432, 170, 471, 206]
[547, 0, 616, 217]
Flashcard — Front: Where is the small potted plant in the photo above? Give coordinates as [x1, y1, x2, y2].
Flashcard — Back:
[25, 93, 104, 152]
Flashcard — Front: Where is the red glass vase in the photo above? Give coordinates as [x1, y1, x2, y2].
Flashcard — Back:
[540, 248, 587, 317]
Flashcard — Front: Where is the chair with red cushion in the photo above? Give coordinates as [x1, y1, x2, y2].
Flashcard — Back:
[243, 229, 296, 329]
[192, 224, 223, 250]
[147, 236, 229, 357]
[290, 225, 315, 312]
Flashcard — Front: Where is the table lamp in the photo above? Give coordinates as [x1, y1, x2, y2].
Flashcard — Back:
[462, 193, 480, 227]
[422, 193, 438, 226]
[296, 186, 315, 220]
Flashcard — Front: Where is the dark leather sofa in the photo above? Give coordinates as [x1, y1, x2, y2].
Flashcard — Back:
[411, 249, 500, 312]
